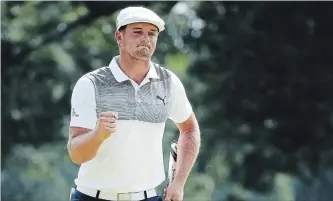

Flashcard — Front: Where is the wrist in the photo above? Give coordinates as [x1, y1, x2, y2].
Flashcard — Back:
[172, 179, 185, 188]
[91, 129, 105, 143]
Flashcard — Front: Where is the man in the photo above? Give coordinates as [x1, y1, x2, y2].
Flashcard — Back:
[67, 6, 201, 201]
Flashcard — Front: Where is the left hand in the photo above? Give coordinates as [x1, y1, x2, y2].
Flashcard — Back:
[164, 181, 184, 201]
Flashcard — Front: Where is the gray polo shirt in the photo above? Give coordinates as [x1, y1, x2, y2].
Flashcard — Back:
[70, 55, 193, 192]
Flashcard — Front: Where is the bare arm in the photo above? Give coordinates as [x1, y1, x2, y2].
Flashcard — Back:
[67, 112, 118, 165]
[173, 112, 201, 187]
[67, 127, 103, 165]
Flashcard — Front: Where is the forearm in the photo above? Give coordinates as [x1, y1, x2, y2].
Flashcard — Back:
[174, 128, 201, 187]
[68, 130, 103, 164]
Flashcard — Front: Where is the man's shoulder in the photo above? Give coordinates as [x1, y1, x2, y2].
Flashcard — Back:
[152, 62, 182, 81]
[72, 66, 111, 89]
[82, 66, 112, 81]
[151, 62, 175, 79]
[84, 66, 109, 76]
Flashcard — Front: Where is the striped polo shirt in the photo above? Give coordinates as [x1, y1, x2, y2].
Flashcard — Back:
[69, 55, 193, 193]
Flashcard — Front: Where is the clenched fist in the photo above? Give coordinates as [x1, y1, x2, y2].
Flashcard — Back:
[95, 111, 118, 141]
[164, 181, 184, 201]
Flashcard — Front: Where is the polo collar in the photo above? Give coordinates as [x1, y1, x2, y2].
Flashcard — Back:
[109, 56, 160, 82]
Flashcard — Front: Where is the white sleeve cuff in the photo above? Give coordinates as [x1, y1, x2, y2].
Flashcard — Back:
[69, 76, 97, 130]
[168, 71, 193, 124]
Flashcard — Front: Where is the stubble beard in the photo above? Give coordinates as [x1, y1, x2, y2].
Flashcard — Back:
[123, 42, 151, 61]
[135, 48, 151, 60]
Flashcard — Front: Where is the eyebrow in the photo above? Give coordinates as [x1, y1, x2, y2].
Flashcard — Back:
[132, 27, 158, 32]
[149, 28, 158, 32]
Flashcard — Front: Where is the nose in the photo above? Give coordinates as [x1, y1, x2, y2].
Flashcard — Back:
[140, 32, 149, 42]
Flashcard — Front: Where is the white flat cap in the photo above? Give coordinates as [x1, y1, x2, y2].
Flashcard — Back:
[116, 6, 165, 32]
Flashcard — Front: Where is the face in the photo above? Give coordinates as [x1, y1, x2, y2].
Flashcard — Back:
[115, 23, 159, 61]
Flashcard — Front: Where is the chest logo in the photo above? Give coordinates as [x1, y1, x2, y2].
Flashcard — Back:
[156, 95, 166, 105]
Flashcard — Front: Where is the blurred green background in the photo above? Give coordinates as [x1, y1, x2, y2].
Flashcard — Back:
[2, 1, 333, 201]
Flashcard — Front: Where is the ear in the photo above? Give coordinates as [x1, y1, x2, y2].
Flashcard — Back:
[115, 30, 123, 45]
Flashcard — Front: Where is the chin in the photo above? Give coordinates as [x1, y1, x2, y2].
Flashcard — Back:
[135, 52, 152, 61]
[136, 56, 151, 61]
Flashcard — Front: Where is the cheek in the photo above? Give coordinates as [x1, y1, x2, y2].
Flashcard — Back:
[150, 39, 157, 48]
[123, 39, 135, 50]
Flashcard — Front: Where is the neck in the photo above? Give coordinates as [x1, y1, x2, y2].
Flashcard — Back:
[117, 53, 150, 85]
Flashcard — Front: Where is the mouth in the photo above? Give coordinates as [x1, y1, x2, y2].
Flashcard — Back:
[138, 45, 150, 49]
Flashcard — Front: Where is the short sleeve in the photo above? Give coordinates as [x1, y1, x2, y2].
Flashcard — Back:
[168, 72, 193, 123]
[69, 76, 97, 129]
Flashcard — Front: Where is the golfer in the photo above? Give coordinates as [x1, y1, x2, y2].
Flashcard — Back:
[67, 6, 201, 201]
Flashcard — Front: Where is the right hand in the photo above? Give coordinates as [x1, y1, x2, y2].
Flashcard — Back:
[95, 111, 118, 141]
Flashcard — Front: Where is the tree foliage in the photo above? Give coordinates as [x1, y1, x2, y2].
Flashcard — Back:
[1, 1, 177, 160]
[182, 1, 333, 191]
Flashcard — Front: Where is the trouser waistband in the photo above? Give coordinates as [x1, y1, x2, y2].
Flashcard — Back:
[76, 186, 157, 201]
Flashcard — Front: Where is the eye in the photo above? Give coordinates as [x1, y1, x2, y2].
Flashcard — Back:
[134, 31, 143, 34]
[149, 32, 156, 37]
